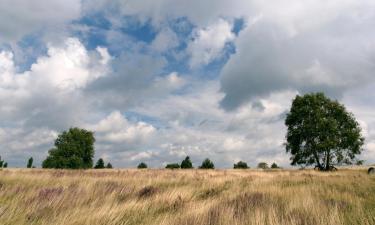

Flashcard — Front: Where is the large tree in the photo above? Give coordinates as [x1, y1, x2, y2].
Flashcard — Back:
[285, 93, 364, 171]
[42, 128, 95, 169]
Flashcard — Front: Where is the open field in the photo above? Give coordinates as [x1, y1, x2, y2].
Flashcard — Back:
[0, 168, 374, 225]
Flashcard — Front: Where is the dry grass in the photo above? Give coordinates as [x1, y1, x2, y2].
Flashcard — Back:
[0, 168, 374, 225]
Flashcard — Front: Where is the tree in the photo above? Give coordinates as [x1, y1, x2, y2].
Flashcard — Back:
[94, 158, 105, 169]
[106, 163, 113, 169]
[165, 163, 180, 169]
[137, 162, 148, 169]
[27, 157, 33, 168]
[42, 127, 95, 169]
[271, 163, 279, 169]
[257, 162, 269, 169]
[234, 161, 249, 169]
[285, 93, 364, 171]
[0, 156, 3, 168]
[181, 156, 193, 169]
[3, 162, 7, 168]
[199, 158, 214, 169]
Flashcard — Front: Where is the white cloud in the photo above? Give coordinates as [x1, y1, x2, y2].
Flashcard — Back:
[188, 19, 235, 68]
[151, 28, 179, 52]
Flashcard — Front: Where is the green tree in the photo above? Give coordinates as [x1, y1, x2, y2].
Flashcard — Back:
[234, 161, 249, 169]
[285, 93, 364, 171]
[106, 163, 113, 169]
[27, 157, 33, 168]
[0, 156, 3, 168]
[271, 163, 279, 169]
[94, 158, 105, 169]
[42, 127, 95, 169]
[199, 158, 214, 169]
[165, 163, 180, 169]
[257, 162, 269, 169]
[137, 162, 148, 169]
[181, 156, 193, 169]
[3, 162, 7, 168]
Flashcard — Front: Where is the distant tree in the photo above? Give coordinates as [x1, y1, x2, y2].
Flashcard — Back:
[42, 128, 95, 169]
[199, 158, 214, 169]
[27, 157, 34, 168]
[106, 162, 113, 169]
[94, 158, 105, 169]
[271, 163, 279, 169]
[137, 162, 148, 169]
[181, 156, 193, 169]
[3, 162, 7, 168]
[0, 156, 3, 168]
[285, 93, 364, 171]
[257, 162, 269, 169]
[355, 160, 365, 166]
[233, 161, 249, 169]
[165, 163, 180, 169]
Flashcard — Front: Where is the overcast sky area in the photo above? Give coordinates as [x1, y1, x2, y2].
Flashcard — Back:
[1, 0, 375, 168]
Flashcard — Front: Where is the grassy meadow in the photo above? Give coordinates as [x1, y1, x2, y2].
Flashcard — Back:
[0, 168, 374, 225]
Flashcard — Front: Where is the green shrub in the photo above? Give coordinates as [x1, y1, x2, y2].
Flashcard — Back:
[165, 163, 180, 169]
[271, 163, 279, 169]
[94, 158, 105, 169]
[257, 162, 269, 169]
[137, 162, 148, 169]
[234, 161, 249, 169]
[199, 158, 214, 169]
[181, 156, 193, 169]
[106, 163, 113, 169]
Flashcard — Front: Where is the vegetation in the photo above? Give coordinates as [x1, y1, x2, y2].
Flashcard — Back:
[285, 93, 364, 171]
[233, 161, 249, 169]
[271, 163, 279, 169]
[199, 158, 214, 169]
[0, 168, 374, 225]
[27, 157, 33, 168]
[0, 156, 7, 168]
[3, 162, 7, 168]
[257, 162, 269, 169]
[106, 163, 113, 169]
[165, 163, 180, 169]
[137, 162, 148, 169]
[94, 158, 105, 169]
[180, 156, 193, 169]
[42, 128, 95, 169]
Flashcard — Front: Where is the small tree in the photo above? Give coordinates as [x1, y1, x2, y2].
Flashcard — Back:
[181, 156, 193, 169]
[257, 162, 269, 169]
[106, 163, 113, 169]
[271, 163, 279, 169]
[0, 156, 3, 168]
[285, 93, 364, 171]
[199, 158, 214, 169]
[165, 163, 180, 169]
[94, 158, 105, 169]
[27, 157, 33, 168]
[234, 161, 249, 169]
[137, 162, 148, 169]
[3, 162, 7, 168]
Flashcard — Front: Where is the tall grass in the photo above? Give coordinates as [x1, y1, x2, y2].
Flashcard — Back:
[0, 168, 374, 225]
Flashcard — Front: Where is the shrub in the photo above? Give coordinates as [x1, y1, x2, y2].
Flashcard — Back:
[3, 162, 7, 168]
[234, 161, 249, 169]
[199, 158, 214, 169]
[137, 162, 148, 169]
[257, 162, 269, 169]
[166, 163, 180, 169]
[27, 157, 33, 168]
[271, 163, 279, 169]
[94, 158, 105, 169]
[181, 156, 193, 169]
[106, 163, 113, 169]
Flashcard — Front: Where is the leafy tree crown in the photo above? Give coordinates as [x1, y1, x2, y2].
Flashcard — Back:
[181, 156, 193, 169]
[199, 158, 215, 169]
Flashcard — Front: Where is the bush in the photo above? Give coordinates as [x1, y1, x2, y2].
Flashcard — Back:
[271, 163, 279, 169]
[94, 158, 105, 169]
[181, 156, 193, 169]
[199, 158, 214, 169]
[137, 162, 148, 169]
[0, 156, 7, 168]
[257, 162, 269, 169]
[3, 162, 7, 168]
[27, 157, 33, 168]
[165, 163, 180, 169]
[106, 163, 113, 169]
[42, 128, 95, 169]
[234, 161, 249, 169]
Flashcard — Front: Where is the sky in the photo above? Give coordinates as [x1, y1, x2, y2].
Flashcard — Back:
[1, 0, 375, 168]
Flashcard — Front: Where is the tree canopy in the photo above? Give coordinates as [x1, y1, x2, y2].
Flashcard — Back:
[285, 93, 364, 171]
[94, 158, 105, 169]
[233, 161, 249, 169]
[257, 162, 269, 169]
[27, 157, 33, 168]
[42, 127, 95, 169]
[165, 163, 180, 169]
[137, 162, 148, 169]
[181, 156, 193, 169]
[199, 158, 214, 169]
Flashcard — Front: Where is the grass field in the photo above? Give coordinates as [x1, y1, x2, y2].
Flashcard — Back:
[0, 168, 374, 225]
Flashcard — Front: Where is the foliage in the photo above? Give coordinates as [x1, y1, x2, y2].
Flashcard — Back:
[257, 162, 269, 169]
[94, 158, 105, 169]
[27, 157, 33, 168]
[137, 162, 148, 169]
[3, 162, 7, 168]
[233, 161, 249, 169]
[0, 156, 7, 168]
[271, 163, 279, 169]
[42, 127, 95, 169]
[106, 163, 113, 169]
[165, 163, 180, 169]
[199, 158, 215, 169]
[285, 93, 364, 171]
[181, 156, 193, 169]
